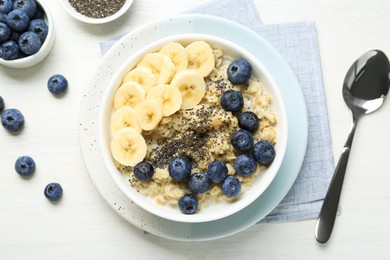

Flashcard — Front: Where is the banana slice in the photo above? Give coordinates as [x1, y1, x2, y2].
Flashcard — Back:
[170, 69, 206, 110]
[114, 81, 147, 110]
[110, 127, 147, 167]
[123, 67, 156, 92]
[185, 41, 215, 77]
[135, 99, 163, 130]
[159, 42, 188, 73]
[147, 84, 183, 116]
[111, 106, 142, 135]
[137, 53, 176, 84]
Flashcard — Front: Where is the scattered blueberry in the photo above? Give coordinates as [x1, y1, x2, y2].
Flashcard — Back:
[168, 156, 191, 182]
[6, 9, 30, 32]
[231, 129, 253, 152]
[221, 176, 241, 198]
[47, 74, 68, 95]
[0, 21, 10, 43]
[207, 160, 228, 183]
[1, 40, 19, 60]
[133, 161, 154, 182]
[188, 172, 211, 194]
[44, 182, 63, 201]
[1, 108, 24, 133]
[238, 111, 259, 132]
[253, 140, 276, 165]
[227, 58, 252, 85]
[13, 0, 37, 18]
[220, 89, 244, 113]
[178, 194, 198, 214]
[0, 0, 12, 14]
[234, 154, 257, 177]
[0, 96, 4, 113]
[18, 31, 41, 55]
[15, 155, 35, 176]
[28, 18, 47, 42]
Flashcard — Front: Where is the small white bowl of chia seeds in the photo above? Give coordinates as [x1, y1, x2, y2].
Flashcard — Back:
[58, 0, 134, 24]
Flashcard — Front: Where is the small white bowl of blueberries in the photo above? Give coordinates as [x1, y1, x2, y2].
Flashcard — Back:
[0, 0, 55, 68]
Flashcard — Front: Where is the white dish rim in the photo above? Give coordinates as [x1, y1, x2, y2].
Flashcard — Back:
[78, 13, 308, 241]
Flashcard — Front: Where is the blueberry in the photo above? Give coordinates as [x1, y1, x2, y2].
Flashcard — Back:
[15, 156, 35, 176]
[178, 194, 198, 214]
[13, 0, 37, 18]
[220, 89, 244, 113]
[0, 22, 10, 43]
[227, 58, 252, 85]
[253, 140, 276, 165]
[6, 9, 30, 32]
[1, 108, 24, 133]
[28, 19, 47, 42]
[221, 176, 241, 198]
[44, 183, 63, 201]
[0, 13, 7, 23]
[9, 30, 21, 42]
[32, 4, 44, 19]
[18, 31, 41, 55]
[168, 156, 191, 182]
[238, 111, 259, 132]
[231, 129, 253, 152]
[234, 154, 257, 176]
[133, 161, 154, 182]
[207, 160, 228, 183]
[47, 74, 68, 95]
[0, 0, 13, 14]
[1, 40, 18, 60]
[0, 96, 4, 113]
[188, 172, 211, 194]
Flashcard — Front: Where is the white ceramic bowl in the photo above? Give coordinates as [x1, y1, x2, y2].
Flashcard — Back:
[99, 34, 288, 223]
[0, 0, 55, 69]
[58, 0, 134, 24]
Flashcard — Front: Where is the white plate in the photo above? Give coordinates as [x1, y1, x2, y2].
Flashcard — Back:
[79, 14, 308, 241]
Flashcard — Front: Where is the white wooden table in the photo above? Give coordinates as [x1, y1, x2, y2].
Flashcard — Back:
[1, 0, 390, 258]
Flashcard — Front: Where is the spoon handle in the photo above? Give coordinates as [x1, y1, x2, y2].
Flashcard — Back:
[315, 119, 358, 243]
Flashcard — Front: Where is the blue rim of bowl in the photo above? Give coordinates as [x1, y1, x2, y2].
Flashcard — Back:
[79, 13, 308, 241]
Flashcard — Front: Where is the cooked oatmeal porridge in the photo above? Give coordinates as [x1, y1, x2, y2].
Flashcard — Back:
[109, 40, 277, 212]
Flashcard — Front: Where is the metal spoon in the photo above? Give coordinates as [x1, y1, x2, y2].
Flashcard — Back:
[315, 50, 390, 244]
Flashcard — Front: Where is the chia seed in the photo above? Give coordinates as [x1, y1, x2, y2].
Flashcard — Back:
[149, 131, 211, 169]
[68, 0, 126, 19]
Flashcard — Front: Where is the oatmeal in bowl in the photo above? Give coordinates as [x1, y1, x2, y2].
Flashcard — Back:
[99, 34, 288, 223]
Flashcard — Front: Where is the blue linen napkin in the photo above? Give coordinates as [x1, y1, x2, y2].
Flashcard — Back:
[100, 0, 335, 224]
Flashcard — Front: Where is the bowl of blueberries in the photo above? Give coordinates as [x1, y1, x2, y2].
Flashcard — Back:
[0, 0, 55, 68]
[98, 34, 288, 223]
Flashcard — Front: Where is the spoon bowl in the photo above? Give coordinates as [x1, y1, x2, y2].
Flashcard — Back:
[315, 50, 390, 243]
[343, 50, 390, 114]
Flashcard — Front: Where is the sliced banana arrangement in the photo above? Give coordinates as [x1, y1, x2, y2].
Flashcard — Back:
[109, 40, 216, 166]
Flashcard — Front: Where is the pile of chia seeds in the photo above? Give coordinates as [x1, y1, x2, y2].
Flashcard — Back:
[68, 0, 126, 19]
